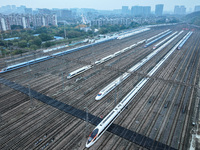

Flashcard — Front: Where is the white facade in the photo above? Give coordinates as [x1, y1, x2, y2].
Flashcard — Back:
[0, 14, 58, 31]
[22, 17, 26, 28]
[1, 18, 6, 31]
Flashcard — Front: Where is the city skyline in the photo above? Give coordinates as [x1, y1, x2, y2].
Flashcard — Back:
[0, 0, 200, 12]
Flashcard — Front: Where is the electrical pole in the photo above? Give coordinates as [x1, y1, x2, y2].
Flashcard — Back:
[62, 72, 64, 90]
[115, 83, 117, 106]
[85, 106, 89, 138]
[64, 22, 66, 39]
[28, 83, 33, 108]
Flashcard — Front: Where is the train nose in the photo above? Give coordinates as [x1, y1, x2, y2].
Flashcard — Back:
[95, 93, 102, 100]
[86, 137, 93, 148]
[95, 96, 102, 100]
[86, 142, 90, 148]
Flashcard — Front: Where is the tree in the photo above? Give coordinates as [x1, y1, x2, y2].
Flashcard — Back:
[18, 40, 27, 48]
[33, 37, 42, 47]
[11, 25, 23, 30]
[0, 40, 5, 46]
[130, 21, 139, 28]
[34, 27, 48, 34]
[98, 28, 108, 34]
[156, 18, 166, 24]
[39, 33, 53, 41]
[20, 33, 33, 41]
[12, 49, 23, 55]
[30, 22, 33, 28]
[67, 30, 82, 38]
[44, 42, 52, 48]
[28, 40, 34, 45]
[30, 44, 38, 50]
[13, 42, 18, 47]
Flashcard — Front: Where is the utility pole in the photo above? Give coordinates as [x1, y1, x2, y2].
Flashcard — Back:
[61, 58, 67, 91]
[64, 22, 66, 39]
[28, 83, 33, 108]
[114, 83, 117, 106]
[25, 57, 34, 108]
[62, 72, 64, 90]
[84, 106, 89, 138]
[119, 72, 123, 101]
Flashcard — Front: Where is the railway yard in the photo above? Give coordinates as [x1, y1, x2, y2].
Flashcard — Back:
[0, 24, 200, 150]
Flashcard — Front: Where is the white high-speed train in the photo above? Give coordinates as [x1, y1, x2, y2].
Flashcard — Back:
[95, 72, 130, 100]
[95, 31, 182, 101]
[117, 28, 150, 40]
[67, 40, 146, 79]
[67, 65, 92, 79]
[86, 76, 149, 148]
[86, 31, 191, 148]
[177, 32, 193, 50]
[146, 29, 170, 43]
[0, 36, 117, 74]
[153, 32, 178, 49]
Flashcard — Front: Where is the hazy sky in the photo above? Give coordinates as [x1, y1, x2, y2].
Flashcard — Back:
[1, 0, 200, 11]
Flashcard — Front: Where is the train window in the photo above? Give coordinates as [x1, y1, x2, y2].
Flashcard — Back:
[2, 68, 7, 71]
[77, 70, 84, 74]
[88, 129, 99, 143]
[97, 93, 102, 96]
[90, 129, 98, 138]
[6, 68, 13, 71]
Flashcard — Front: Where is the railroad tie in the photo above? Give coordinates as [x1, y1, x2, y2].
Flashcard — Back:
[0, 77, 177, 150]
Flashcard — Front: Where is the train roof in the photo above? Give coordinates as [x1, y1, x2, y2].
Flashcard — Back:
[100, 72, 129, 93]
[6, 56, 50, 69]
[6, 61, 29, 69]
[69, 65, 91, 75]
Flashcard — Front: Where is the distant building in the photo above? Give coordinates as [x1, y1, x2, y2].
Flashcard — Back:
[155, 4, 164, 16]
[131, 6, 141, 16]
[17, 5, 26, 14]
[143, 6, 151, 16]
[131, 6, 151, 16]
[38, 9, 52, 15]
[122, 6, 129, 15]
[0, 17, 7, 31]
[180, 6, 186, 14]
[91, 18, 132, 27]
[194, 5, 200, 12]
[174, 5, 186, 15]
[113, 9, 122, 14]
[11, 5, 16, 10]
[60, 9, 72, 20]
[0, 13, 57, 31]
[25, 8, 33, 14]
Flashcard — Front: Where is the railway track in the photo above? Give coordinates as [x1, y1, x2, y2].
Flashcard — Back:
[83, 29, 199, 149]
[0, 25, 199, 150]
[0, 29, 164, 82]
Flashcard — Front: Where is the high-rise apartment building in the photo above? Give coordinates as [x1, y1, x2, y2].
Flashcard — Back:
[0, 14, 57, 31]
[194, 5, 200, 12]
[131, 6, 151, 16]
[143, 6, 151, 16]
[25, 8, 33, 14]
[174, 5, 186, 15]
[155, 4, 164, 16]
[122, 6, 129, 15]
[60, 9, 72, 20]
[91, 18, 132, 27]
